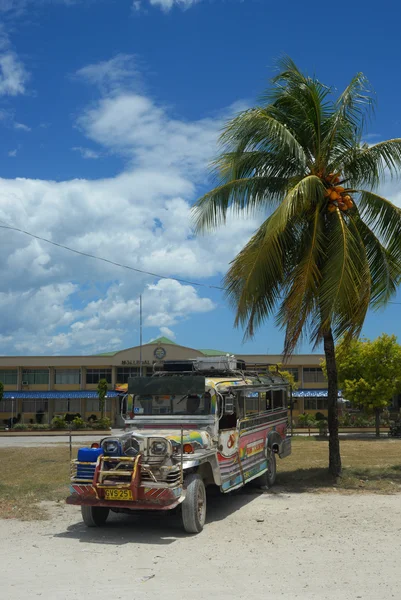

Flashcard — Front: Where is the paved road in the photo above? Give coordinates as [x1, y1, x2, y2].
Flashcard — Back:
[0, 492, 400, 599]
[0, 430, 119, 447]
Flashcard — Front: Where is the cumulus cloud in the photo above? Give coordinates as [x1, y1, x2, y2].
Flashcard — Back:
[0, 26, 29, 96]
[72, 146, 101, 159]
[134, 0, 202, 11]
[159, 326, 175, 339]
[14, 121, 30, 131]
[75, 53, 142, 95]
[0, 54, 258, 355]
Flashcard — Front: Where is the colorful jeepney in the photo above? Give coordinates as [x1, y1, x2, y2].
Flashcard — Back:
[67, 356, 291, 533]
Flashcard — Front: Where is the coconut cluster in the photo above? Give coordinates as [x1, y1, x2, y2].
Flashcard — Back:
[323, 173, 354, 213]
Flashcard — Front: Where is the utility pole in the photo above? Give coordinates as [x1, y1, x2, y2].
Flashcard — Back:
[139, 294, 143, 377]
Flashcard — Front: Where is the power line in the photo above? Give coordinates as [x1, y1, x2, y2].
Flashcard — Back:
[0, 223, 225, 291]
[1, 222, 401, 304]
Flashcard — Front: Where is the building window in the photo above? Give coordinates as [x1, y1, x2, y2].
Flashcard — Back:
[0, 370, 17, 385]
[86, 398, 111, 412]
[54, 369, 81, 385]
[54, 399, 82, 413]
[303, 367, 326, 383]
[22, 400, 49, 413]
[86, 369, 112, 384]
[304, 397, 328, 410]
[116, 367, 140, 384]
[0, 399, 17, 412]
[285, 367, 299, 382]
[22, 369, 49, 385]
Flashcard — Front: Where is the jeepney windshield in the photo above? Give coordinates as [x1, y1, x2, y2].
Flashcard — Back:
[132, 392, 211, 416]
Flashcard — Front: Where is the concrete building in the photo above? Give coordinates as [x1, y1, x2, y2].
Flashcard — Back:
[0, 337, 328, 425]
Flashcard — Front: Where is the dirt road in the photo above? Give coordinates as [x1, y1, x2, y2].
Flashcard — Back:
[0, 491, 399, 600]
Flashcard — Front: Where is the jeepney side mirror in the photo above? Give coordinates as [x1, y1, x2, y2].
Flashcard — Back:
[224, 393, 236, 415]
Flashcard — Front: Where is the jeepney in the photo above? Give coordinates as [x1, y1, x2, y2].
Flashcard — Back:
[67, 356, 291, 534]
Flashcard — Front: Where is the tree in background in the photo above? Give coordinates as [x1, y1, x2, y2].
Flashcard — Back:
[268, 364, 299, 392]
[193, 57, 401, 475]
[334, 334, 401, 437]
[97, 379, 108, 420]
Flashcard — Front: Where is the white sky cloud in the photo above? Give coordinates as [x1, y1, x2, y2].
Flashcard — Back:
[72, 146, 101, 159]
[159, 326, 175, 339]
[14, 121, 30, 131]
[140, 0, 201, 11]
[0, 24, 28, 96]
[7, 148, 17, 156]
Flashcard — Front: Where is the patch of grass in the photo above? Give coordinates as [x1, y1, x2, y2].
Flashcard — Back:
[1, 438, 401, 521]
[0, 447, 74, 520]
[277, 438, 401, 494]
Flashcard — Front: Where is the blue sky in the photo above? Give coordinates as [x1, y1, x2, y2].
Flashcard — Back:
[0, 0, 400, 356]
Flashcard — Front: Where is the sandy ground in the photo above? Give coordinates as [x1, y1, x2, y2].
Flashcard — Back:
[0, 491, 400, 600]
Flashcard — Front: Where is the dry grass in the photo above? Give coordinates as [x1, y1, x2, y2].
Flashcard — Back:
[0, 447, 73, 520]
[1, 438, 401, 520]
[277, 437, 401, 493]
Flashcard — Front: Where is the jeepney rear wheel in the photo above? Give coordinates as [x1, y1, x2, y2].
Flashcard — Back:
[255, 450, 277, 489]
[181, 474, 206, 534]
[81, 506, 110, 527]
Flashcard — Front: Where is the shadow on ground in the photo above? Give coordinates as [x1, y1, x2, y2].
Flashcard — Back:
[53, 486, 260, 545]
[275, 463, 401, 493]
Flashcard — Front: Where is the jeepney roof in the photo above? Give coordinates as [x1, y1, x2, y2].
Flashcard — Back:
[206, 374, 288, 389]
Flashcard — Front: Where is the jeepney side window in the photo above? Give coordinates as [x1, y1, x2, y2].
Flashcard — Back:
[245, 392, 259, 415]
[237, 392, 245, 419]
[263, 391, 273, 411]
[272, 389, 284, 410]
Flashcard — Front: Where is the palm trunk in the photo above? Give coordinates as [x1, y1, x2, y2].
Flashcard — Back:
[323, 329, 342, 476]
[375, 407, 381, 438]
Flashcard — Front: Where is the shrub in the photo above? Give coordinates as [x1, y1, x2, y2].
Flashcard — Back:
[297, 413, 316, 428]
[51, 416, 67, 430]
[90, 417, 111, 430]
[31, 423, 50, 431]
[71, 416, 86, 430]
[316, 419, 328, 437]
[315, 412, 326, 422]
[12, 423, 28, 431]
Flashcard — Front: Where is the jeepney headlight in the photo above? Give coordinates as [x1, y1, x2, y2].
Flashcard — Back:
[150, 440, 168, 455]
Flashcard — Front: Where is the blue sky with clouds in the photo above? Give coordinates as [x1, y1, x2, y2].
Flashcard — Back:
[0, 0, 400, 356]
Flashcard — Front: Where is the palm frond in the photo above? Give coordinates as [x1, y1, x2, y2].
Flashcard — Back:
[343, 139, 401, 188]
[192, 176, 287, 232]
[356, 189, 401, 247]
[220, 107, 307, 169]
[317, 208, 370, 342]
[352, 214, 401, 306]
[277, 205, 325, 355]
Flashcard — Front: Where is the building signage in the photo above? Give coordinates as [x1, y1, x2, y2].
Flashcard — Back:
[154, 347, 167, 360]
[121, 360, 151, 365]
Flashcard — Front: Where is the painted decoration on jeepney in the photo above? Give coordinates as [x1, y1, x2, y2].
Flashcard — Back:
[239, 438, 264, 460]
[218, 430, 239, 457]
[166, 429, 211, 450]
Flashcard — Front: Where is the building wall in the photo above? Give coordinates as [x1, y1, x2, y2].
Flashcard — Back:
[0, 342, 329, 425]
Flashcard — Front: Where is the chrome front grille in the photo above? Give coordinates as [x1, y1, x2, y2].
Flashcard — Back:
[140, 466, 181, 486]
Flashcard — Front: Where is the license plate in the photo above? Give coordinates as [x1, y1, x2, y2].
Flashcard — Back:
[104, 488, 133, 501]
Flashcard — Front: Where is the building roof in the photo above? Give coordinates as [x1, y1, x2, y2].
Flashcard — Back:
[199, 348, 230, 356]
[95, 338, 226, 357]
[95, 336, 179, 356]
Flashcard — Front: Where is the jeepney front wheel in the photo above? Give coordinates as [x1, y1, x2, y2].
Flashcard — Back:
[182, 474, 206, 534]
[255, 450, 277, 488]
[81, 505, 110, 527]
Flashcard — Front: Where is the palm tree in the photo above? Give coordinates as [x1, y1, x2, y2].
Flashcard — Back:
[193, 58, 401, 476]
